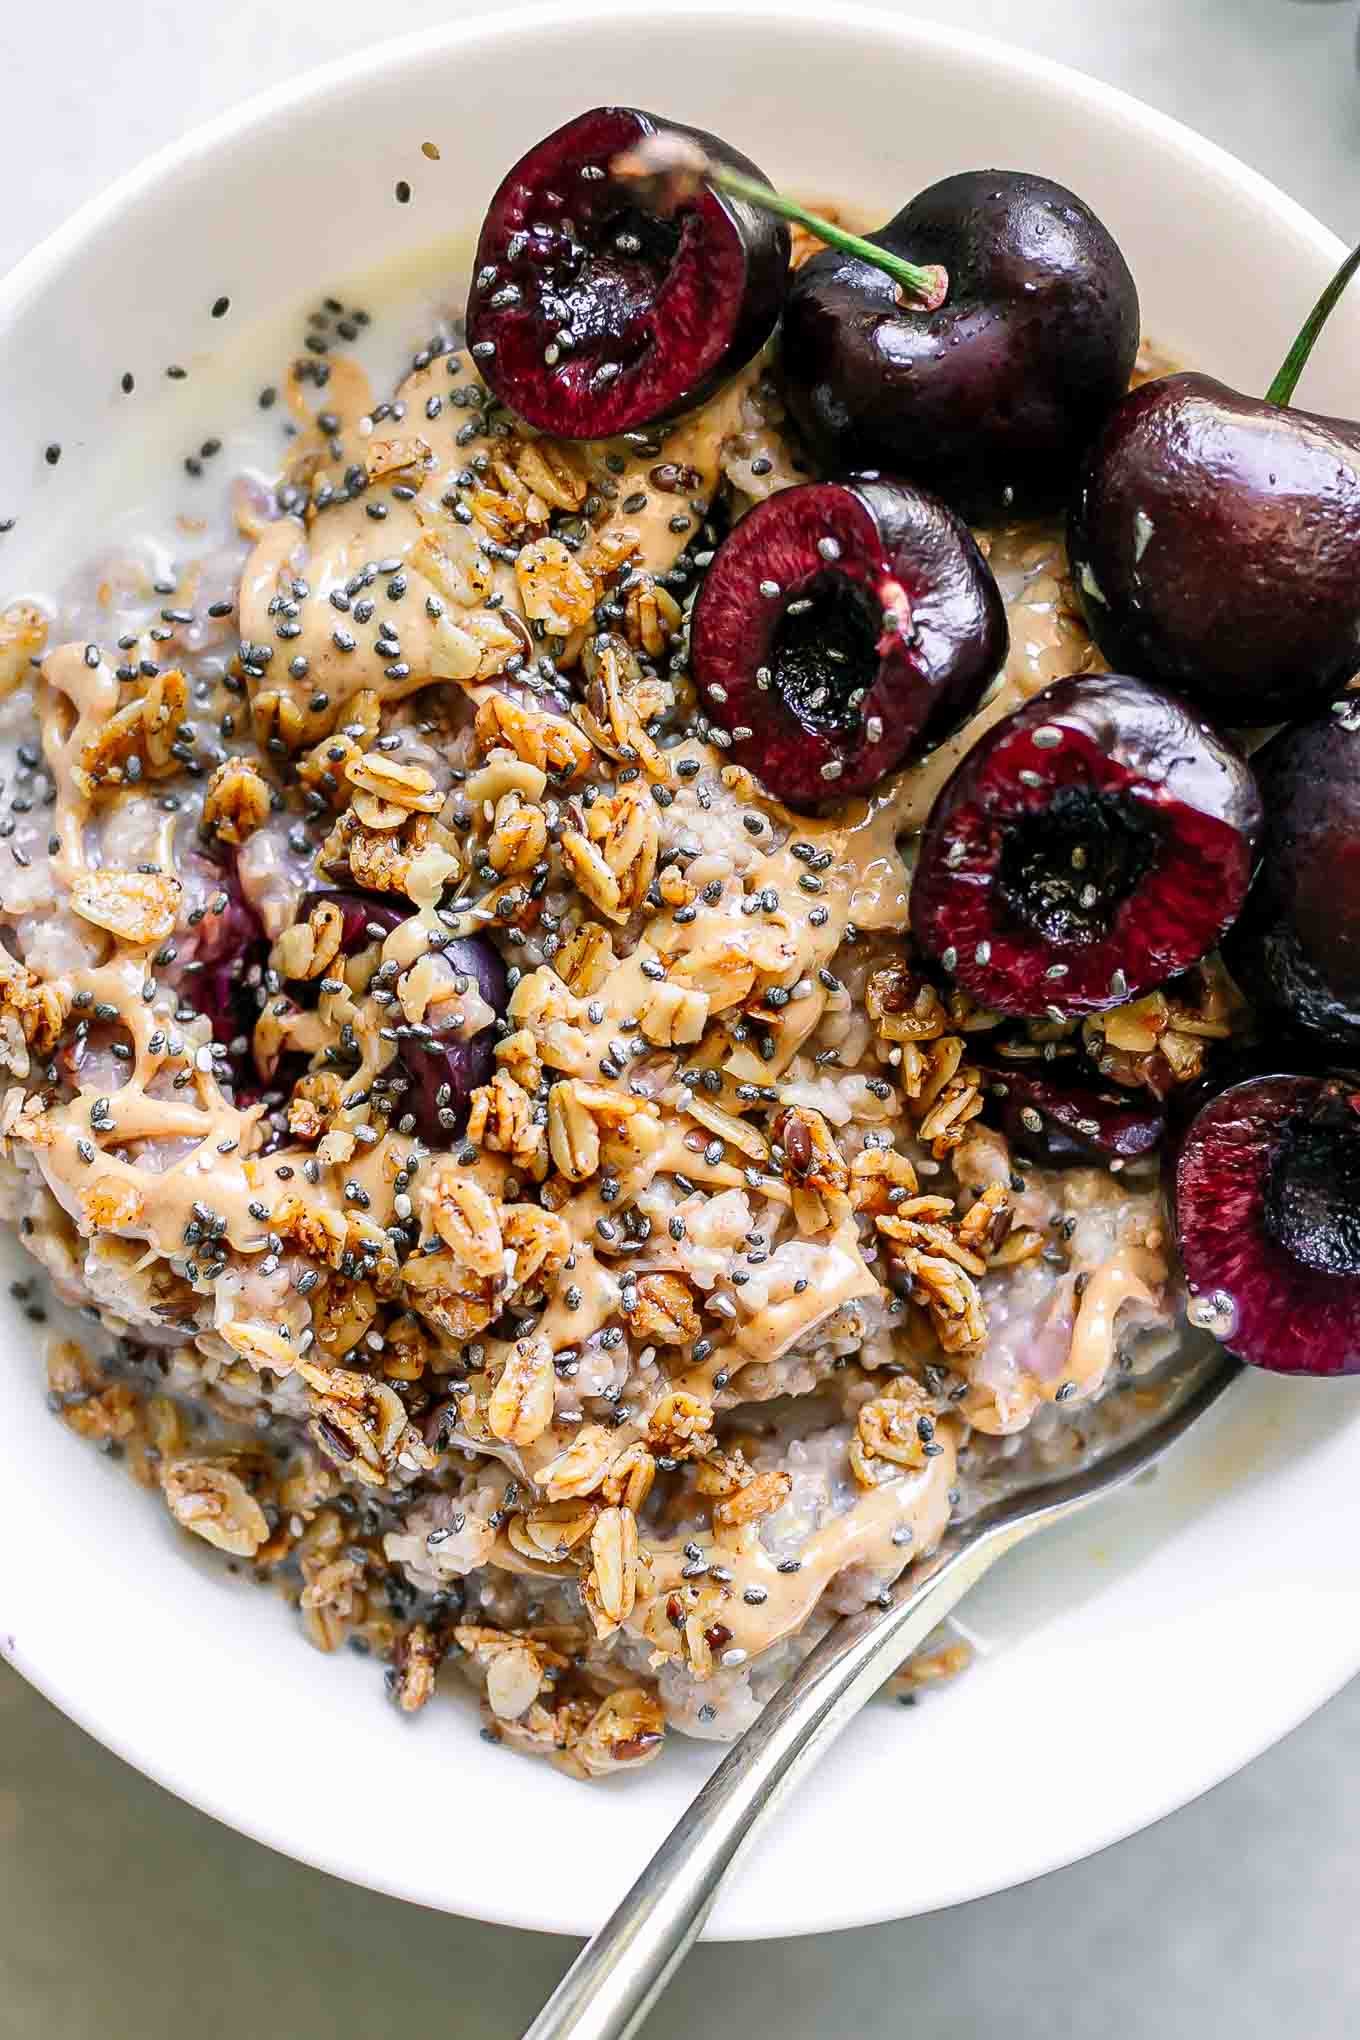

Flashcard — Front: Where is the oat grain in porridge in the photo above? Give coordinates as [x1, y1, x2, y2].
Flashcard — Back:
[6, 110, 1323, 1780]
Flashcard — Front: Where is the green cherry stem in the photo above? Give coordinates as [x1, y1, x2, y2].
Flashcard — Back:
[1266, 238, 1360, 407]
[611, 134, 948, 312]
[704, 165, 949, 313]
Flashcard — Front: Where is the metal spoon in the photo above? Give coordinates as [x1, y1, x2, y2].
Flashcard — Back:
[525, 1355, 1240, 2040]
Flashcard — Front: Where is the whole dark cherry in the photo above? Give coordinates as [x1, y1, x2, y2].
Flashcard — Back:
[1224, 710, 1360, 1050]
[1068, 241, 1360, 722]
[689, 473, 1006, 812]
[909, 673, 1263, 1018]
[780, 170, 1139, 518]
[465, 106, 789, 437]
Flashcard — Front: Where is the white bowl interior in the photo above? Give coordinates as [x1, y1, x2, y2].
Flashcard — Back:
[2, 0, 1358, 1940]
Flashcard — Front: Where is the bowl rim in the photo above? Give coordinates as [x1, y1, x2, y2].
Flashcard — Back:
[2, 0, 1355, 1940]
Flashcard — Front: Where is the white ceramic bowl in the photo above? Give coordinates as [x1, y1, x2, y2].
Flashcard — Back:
[2, 0, 1359, 1942]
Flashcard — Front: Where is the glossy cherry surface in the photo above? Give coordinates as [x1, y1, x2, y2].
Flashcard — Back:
[780, 169, 1139, 518]
[690, 473, 1006, 811]
[466, 106, 789, 437]
[910, 673, 1263, 1017]
[1173, 1071, 1360, 1374]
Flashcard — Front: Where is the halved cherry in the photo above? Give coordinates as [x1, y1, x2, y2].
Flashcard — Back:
[909, 674, 1263, 1017]
[465, 106, 789, 437]
[1173, 1071, 1360, 1373]
[984, 1060, 1165, 1167]
[689, 474, 1006, 812]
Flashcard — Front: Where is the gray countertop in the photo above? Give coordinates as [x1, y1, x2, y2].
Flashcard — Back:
[4, 2, 1360, 2034]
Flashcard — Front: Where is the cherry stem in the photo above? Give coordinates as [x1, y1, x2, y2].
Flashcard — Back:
[1266, 238, 1360, 407]
[706, 164, 949, 312]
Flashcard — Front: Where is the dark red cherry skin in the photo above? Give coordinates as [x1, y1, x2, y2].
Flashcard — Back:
[910, 673, 1263, 1019]
[398, 933, 508, 1146]
[182, 864, 269, 1084]
[984, 1061, 1165, 1168]
[689, 474, 1006, 813]
[294, 889, 507, 1143]
[1224, 710, 1360, 1049]
[465, 107, 789, 439]
[780, 170, 1139, 520]
[1068, 374, 1360, 724]
[1173, 1071, 1360, 1374]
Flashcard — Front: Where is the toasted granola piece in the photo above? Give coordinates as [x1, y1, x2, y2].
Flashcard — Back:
[600, 1441, 657, 1514]
[500, 1204, 569, 1287]
[493, 1026, 544, 1093]
[300, 1551, 367, 1653]
[956, 1180, 1013, 1258]
[298, 1360, 411, 1487]
[1084, 961, 1241, 1095]
[889, 1639, 974, 1697]
[485, 788, 549, 875]
[70, 868, 182, 946]
[629, 1272, 701, 1347]
[388, 1621, 447, 1714]
[772, 1103, 850, 1233]
[506, 1497, 600, 1564]
[560, 783, 658, 923]
[201, 756, 273, 845]
[0, 602, 47, 699]
[850, 1377, 933, 1487]
[347, 749, 444, 816]
[547, 1078, 600, 1182]
[455, 1624, 568, 1721]
[515, 537, 596, 636]
[647, 1390, 714, 1460]
[467, 1070, 539, 1165]
[637, 977, 710, 1047]
[78, 1173, 147, 1234]
[899, 1244, 986, 1353]
[161, 1457, 270, 1557]
[381, 1312, 437, 1384]
[575, 633, 669, 779]
[74, 666, 189, 796]
[866, 962, 950, 1043]
[487, 1336, 556, 1445]
[310, 1276, 379, 1358]
[536, 1424, 614, 1502]
[583, 1504, 641, 1635]
[0, 948, 68, 1060]
[286, 1070, 345, 1142]
[554, 922, 614, 996]
[557, 1688, 666, 1780]
[474, 691, 593, 782]
[422, 1166, 504, 1277]
[904, 1036, 985, 1157]
[428, 608, 525, 685]
[849, 1143, 920, 1216]
[364, 433, 433, 481]
[513, 439, 589, 513]
[400, 1249, 496, 1344]
[621, 574, 683, 660]
[712, 1468, 792, 1530]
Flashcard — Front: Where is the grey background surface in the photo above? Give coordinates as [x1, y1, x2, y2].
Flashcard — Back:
[3, 2, 1359, 2035]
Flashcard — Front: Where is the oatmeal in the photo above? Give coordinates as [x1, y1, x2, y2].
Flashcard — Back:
[0, 150, 1213, 1778]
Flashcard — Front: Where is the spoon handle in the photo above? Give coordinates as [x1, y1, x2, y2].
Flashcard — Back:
[523, 1518, 1026, 2040]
